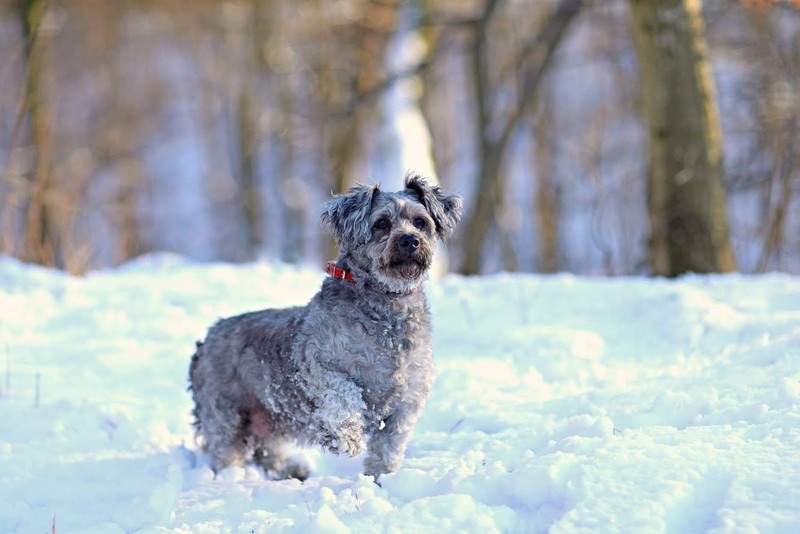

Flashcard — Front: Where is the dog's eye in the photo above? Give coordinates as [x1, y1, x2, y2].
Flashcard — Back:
[413, 217, 427, 230]
[374, 219, 390, 231]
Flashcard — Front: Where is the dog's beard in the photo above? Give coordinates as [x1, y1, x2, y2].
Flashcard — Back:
[386, 256, 429, 280]
[380, 245, 432, 281]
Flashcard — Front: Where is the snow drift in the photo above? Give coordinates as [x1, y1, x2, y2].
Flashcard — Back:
[1, 254, 799, 532]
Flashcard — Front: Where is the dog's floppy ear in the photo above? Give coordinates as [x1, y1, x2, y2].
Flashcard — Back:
[320, 183, 380, 246]
[404, 173, 463, 240]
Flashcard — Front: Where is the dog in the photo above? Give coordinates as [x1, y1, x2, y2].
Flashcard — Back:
[189, 173, 462, 482]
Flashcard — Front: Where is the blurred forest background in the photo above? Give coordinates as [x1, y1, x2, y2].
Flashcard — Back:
[1, 0, 799, 276]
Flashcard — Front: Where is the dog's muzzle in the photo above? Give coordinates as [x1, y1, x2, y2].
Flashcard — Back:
[398, 234, 421, 255]
[385, 234, 431, 279]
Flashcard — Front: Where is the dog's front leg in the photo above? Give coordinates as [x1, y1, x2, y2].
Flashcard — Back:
[306, 365, 367, 457]
[363, 402, 422, 481]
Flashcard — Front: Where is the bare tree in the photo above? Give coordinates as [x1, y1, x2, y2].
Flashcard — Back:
[745, 7, 799, 272]
[459, 0, 583, 275]
[629, 0, 736, 276]
[92, 1, 146, 265]
[235, 0, 269, 259]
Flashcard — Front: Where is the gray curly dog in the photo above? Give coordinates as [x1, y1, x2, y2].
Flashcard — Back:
[189, 174, 462, 482]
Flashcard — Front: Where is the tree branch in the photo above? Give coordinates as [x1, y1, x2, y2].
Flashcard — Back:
[331, 0, 502, 119]
[495, 0, 584, 152]
[473, 0, 502, 146]
[331, 37, 444, 118]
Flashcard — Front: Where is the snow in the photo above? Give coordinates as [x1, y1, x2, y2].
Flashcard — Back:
[1, 254, 799, 533]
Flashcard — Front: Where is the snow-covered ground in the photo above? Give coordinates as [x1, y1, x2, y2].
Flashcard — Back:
[1, 254, 799, 533]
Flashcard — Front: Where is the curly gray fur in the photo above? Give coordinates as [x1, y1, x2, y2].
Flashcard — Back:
[189, 173, 462, 482]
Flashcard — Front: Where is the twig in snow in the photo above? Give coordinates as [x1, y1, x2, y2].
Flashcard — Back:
[448, 417, 465, 433]
[52, 513, 56, 534]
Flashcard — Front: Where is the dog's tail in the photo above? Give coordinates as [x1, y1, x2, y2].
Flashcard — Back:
[188, 341, 203, 389]
[188, 340, 204, 433]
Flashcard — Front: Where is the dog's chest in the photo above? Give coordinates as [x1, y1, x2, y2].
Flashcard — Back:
[342, 302, 432, 409]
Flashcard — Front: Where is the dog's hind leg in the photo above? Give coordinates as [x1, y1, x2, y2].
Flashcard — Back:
[239, 404, 309, 480]
[253, 439, 310, 481]
[195, 399, 248, 471]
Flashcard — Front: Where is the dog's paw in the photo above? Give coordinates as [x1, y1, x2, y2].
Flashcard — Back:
[323, 435, 366, 457]
[337, 432, 366, 456]
[321, 421, 366, 457]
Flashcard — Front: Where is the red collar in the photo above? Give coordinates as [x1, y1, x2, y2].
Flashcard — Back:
[326, 262, 356, 283]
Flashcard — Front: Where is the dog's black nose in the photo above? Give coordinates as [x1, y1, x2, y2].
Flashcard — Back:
[399, 234, 420, 251]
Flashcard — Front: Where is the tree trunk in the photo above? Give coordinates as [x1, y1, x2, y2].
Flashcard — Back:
[18, 0, 58, 267]
[629, 0, 736, 276]
[533, 100, 560, 273]
[236, 88, 261, 259]
[236, 0, 273, 260]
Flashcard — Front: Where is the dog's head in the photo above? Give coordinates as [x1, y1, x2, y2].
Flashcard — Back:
[320, 173, 463, 292]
